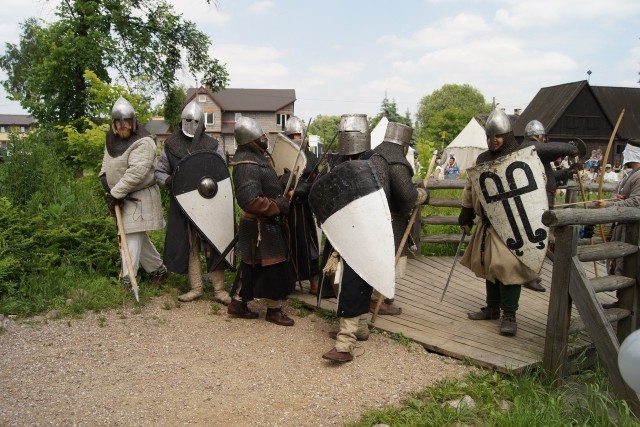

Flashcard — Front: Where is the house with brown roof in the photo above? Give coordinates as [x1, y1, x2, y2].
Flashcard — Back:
[184, 86, 296, 155]
[0, 114, 35, 154]
[514, 81, 640, 166]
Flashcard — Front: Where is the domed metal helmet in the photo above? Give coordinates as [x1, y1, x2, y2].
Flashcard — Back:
[338, 114, 370, 156]
[384, 122, 413, 147]
[111, 96, 137, 132]
[284, 116, 306, 139]
[181, 100, 204, 138]
[485, 108, 512, 137]
[524, 120, 545, 140]
[234, 116, 266, 146]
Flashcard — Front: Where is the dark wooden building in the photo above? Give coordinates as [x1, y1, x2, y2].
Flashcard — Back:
[514, 80, 640, 166]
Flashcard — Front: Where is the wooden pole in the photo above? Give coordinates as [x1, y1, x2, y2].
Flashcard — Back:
[577, 172, 599, 278]
[114, 204, 140, 302]
[597, 109, 625, 242]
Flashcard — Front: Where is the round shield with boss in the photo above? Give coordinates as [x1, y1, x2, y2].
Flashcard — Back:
[172, 150, 235, 269]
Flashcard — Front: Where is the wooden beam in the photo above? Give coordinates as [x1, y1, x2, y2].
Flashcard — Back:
[568, 256, 640, 416]
[543, 225, 577, 384]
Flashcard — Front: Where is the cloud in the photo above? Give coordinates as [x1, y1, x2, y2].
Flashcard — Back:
[497, 0, 640, 29]
[378, 13, 491, 51]
[249, 1, 274, 14]
[206, 43, 289, 87]
[170, 0, 231, 26]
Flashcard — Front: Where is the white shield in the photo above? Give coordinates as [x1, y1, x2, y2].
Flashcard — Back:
[467, 146, 549, 274]
[270, 133, 307, 185]
[308, 160, 395, 299]
[173, 151, 235, 268]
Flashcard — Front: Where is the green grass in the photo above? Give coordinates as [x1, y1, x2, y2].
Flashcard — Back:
[348, 366, 639, 427]
[420, 187, 465, 257]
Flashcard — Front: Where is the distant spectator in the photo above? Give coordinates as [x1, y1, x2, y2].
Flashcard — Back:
[603, 163, 619, 182]
[583, 165, 597, 183]
[433, 165, 444, 180]
[414, 156, 422, 175]
[443, 156, 459, 179]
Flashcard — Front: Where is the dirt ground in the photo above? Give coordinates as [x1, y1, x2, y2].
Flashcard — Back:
[0, 295, 471, 427]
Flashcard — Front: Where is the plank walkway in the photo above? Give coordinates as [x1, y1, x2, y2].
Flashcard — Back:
[292, 255, 616, 373]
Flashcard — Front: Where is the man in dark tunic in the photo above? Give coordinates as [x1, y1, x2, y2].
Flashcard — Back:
[155, 100, 232, 304]
[228, 116, 296, 326]
[283, 116, 321, 295]
[363, 122, 427, 313]
[521, 119, 583, 292]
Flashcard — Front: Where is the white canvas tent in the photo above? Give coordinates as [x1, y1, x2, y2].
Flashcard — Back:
[440, 118, 487, 172]
[370, 117, 416, 174]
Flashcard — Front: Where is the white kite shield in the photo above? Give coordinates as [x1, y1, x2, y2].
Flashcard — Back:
[270, 133, 307, 184]
[172, 150, 236, 269]
[467, 146, 549, 274]
[308, 160, 396, 299]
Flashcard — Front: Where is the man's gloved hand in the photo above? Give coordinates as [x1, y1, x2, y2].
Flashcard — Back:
[279, 168, 296, 191]
[458, 206, 475, 235]
[275, 195, 290, 216]
[106, 193, 123, 215]
[569, 138, 587, 158]
[99, 174, 110, 193]
[415, 188, 429, 205]
[293, 180, 312, 199]
[164, 175, 173, 191]
[583, 224, 595, 238]
[570, 162, 583, 173]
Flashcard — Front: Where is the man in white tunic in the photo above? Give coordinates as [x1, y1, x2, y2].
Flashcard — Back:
[99, 97, 167, 287]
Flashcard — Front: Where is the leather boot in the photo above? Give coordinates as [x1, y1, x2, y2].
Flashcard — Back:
[309, 275, 319, 295]
[265, 308, 295, 326]
[322, 347, 353, 363]
[210, 271, 231, 305]
[523, 278, 545, 292]
[227, 299, 259, 319]
[467, 306, 500, 320]
[370, 299, 402, 315]
[499, 311, 517, 336]
[150, 265, 169, 286]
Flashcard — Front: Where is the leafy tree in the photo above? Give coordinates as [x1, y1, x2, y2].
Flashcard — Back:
[59, 70, 152, 172]
[0, 1, 229, 128]
[414, 84, 491, 162]
[163, 85, 186, 131]
[308, 115, 341, 152]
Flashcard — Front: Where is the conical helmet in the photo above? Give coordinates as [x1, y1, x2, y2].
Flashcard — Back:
[284, 116, 306, 139]
[524, 120, 545, 139]
[111, 96, 137, 132]
[234, 116, 266, 146]
[338, 114, 370, 156]
[181, 100, 204, 138]
[485, 108, 512, 137]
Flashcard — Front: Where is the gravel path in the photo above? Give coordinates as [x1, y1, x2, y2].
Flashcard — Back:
[0, 296, 471, 426]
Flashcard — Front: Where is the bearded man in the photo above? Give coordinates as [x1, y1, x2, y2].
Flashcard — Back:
[228, 116, 296, 326]
[459, 109, 540, 336]
[99, 97, 167, 288]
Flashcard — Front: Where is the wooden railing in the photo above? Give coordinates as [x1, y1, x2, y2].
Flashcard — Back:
[542, 206, 640, 414]
[416, 179, 617, 246]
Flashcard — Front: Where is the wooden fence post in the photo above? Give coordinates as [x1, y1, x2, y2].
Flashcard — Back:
[619, 220, 640, 341]
[543, 224, 578, 384]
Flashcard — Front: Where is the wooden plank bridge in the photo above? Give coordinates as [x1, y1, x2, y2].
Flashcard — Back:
[292, 255, 616, 374]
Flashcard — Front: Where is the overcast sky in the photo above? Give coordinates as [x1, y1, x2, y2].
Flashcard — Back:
[1, 0, 639, 121]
